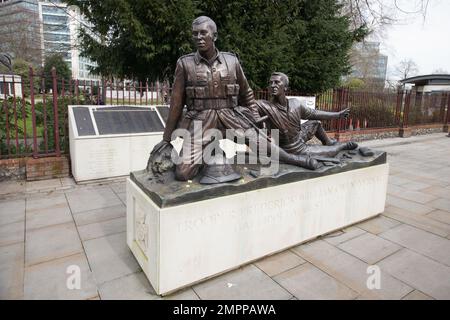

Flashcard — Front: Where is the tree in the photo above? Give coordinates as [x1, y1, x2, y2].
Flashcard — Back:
[12, 58, 41, 97]
[347, 41, 387, 90]
[43, 54, 72, 91]
[64, 0, 197, 82]
[66, 0, 364, 94]
[341, 77, 366, 89]
[340, 0, 431, 36]
[395, 59, 419, 80]
[197, 0, 365, 93]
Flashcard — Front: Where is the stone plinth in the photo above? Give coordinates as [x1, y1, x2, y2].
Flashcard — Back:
[126, 151, 388, 295]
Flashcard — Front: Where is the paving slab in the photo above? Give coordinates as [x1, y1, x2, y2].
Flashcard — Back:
[66, 186, 122, 214]
[26, 179, 62, 192]
[73, 204, 126, 226]
[338, 233, 402, 264]
[116, 192, 126, 204]
[321, 226, 366, 246]
[273, 262, 358, 300]
[426, 210, 450, 225]
[378, 249, 450, 300]
[193, 264, 292, 300]
[254, 250, 306, 277]
[0, 221, 24, 247]
[163, 288, 200, 300]
[25, 222, 83, 266]
[98, 271, 158, 300]
[26, 202, 73, 231]
[0, 180, 25, 196]
[402, 290, 434, 300]
[427, 198, 450, 212]
[83, 232, 140, 284]
[383, 206, 450, 238]
[110, 182, 126, 194]
[292, 240, 413, 299]
[356, 215, 401, 235]
[77, 217, 126, 241]
[386, 195, 434, 215]
[387, 184, 438, 204]
[421, 185, 450, 198]
[0, 242, 24, 299]
[399, 181, 431, 192]
[26, 193, 67, 211]
[387, 175, 411, 186]
[380, 224, 450, 266]
[0, 199, 25, 226]
[0, 241, 23, 269]
[60, 178, 76, 187]
[24, 253, 97, 300]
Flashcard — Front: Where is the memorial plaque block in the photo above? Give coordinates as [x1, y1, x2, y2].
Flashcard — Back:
[68, 105, 167, 182]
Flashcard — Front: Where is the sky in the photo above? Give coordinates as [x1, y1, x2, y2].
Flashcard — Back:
[377, 0, 450, 80]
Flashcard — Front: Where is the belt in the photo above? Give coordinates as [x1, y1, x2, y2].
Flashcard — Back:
[188, 98, 235, 111]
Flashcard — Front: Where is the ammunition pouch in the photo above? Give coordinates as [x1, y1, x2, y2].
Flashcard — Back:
[186, 84, 240, 111]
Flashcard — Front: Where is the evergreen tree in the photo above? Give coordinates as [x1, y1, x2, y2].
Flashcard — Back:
[65, 0, 198, 82]
[65, 0, 366, 94]
[43, 54, 72, 92]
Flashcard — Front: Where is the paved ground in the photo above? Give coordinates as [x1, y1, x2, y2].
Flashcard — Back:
[0, 133, 449, 300]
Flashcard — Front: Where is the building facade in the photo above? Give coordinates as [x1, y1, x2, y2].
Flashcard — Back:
[0, 0, 43, 67]
[400, 74, 450, 93]
[349, 41, 388, 87]
[0, 0, 98, 80]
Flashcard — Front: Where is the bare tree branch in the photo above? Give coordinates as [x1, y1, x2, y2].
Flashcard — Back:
[394, 58, 419, 79]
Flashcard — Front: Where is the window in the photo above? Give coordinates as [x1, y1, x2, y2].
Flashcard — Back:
[44, 33, 70, 42]
[42, 5, 65, 15]
[43, 24, 69, 33]
[0, 82, 10, 95]
[42, 14, 67, 25]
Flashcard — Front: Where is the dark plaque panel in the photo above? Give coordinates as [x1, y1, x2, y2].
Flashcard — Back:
[156, 106, 170, 124]
[93, 108, 164, 135]
[96, 106, 147, 111]
[73, 107, 96, 136]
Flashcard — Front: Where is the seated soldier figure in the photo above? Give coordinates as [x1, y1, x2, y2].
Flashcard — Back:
[256, 72, 358, 158]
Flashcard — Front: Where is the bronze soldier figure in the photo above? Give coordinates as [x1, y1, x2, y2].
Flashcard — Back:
[256, 72, 358, 157]
[149, 17, 319, 183]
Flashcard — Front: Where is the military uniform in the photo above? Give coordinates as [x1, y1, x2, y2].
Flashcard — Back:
[256, 98, 324, 154]
[163, 49, 259, 180]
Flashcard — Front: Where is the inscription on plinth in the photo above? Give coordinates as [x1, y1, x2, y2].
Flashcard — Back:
[127, 164, 389, 295]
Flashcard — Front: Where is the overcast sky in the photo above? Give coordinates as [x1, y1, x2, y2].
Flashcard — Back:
[377, 0, 450, 80]
[377, 0, 450, 79]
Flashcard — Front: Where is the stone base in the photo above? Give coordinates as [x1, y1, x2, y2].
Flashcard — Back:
[399, 127, 412, 138]
[126, 163, 389, 295]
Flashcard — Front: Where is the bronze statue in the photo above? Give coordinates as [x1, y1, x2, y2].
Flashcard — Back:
[148, 16, 319, 183]
[256, 72, 358, 158]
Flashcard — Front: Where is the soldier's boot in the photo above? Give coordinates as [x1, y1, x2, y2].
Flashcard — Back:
[343, 141, 358, 150]
[278, 148, 320, 170]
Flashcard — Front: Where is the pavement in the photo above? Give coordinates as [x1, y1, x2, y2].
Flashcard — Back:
[0, 132, 449, 300]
